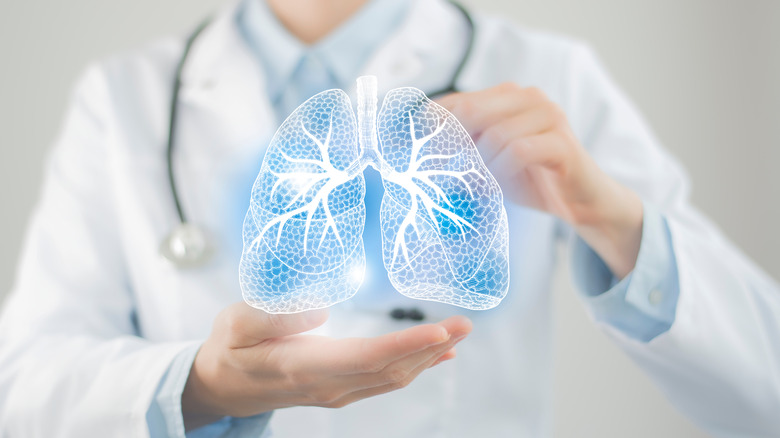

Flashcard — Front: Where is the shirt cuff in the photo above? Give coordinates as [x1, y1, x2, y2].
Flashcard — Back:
[146, 343, 273, 437]
[571, 201, 680, 342]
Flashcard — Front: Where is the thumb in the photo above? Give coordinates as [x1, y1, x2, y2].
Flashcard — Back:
[217, 302, 329, 349]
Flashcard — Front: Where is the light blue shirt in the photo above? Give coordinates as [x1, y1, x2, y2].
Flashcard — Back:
[239, 0, 412, 121]
[147, 0, 681, 435]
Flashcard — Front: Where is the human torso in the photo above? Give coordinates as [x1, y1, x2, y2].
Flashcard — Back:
[98, 1, 580, 435]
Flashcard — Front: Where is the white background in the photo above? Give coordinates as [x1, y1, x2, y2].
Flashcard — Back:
[1, 1, 778, 436]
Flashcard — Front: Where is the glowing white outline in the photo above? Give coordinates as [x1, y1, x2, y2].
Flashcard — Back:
[240, 76, 509, 313]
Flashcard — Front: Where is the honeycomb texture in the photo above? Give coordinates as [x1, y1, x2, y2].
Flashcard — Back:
[239, 89, 366, 313]
[240, 77, 509, 313]
[377, 88, 509, 310]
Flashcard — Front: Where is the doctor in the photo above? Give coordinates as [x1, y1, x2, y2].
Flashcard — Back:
[1, 0, 779, 436]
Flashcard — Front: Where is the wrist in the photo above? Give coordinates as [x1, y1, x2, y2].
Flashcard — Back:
[572, 179, 643, 279]
[182, 341, 279, 430]
[181, 346, 228, 430]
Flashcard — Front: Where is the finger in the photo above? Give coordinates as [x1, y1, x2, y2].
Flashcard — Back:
[436, 90, 518, 135]
[312, 315, 472, 375]
[324, 330, 468, 393]
[475, 108, 557, 164]
[430, 348, 456, 367]
[436, 84, 544, 135]
[238, 322, 469, 409]
[327, 339, 461, 408]
[487, 132, 568, 181]
[215, 302, 330, 349]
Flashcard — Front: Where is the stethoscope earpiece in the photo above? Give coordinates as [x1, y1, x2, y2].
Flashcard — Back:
[159, 223, 213, 268]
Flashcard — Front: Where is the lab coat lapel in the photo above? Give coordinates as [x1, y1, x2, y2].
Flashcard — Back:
[177, 0, 276, 150]
[156, 0, 277, 323]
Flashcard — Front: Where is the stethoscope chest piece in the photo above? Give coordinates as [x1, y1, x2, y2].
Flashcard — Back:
[159, 223, 213, 268]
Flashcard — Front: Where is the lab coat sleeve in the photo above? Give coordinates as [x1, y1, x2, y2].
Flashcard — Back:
[563, 43, 780, 436]
[571, 202, 679, 342]
[0, 64, 195, 437]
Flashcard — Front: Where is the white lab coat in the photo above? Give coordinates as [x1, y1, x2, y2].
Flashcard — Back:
[1, 0, 779, 436]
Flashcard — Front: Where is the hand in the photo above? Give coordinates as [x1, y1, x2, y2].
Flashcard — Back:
[181, 302, 472, 430]
[438, 83, 643, 278]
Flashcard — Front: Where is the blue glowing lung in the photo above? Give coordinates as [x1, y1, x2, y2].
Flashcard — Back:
[240, 76, 509, 313]
[239, 89, 366, 314]
[377, 88, 509, 310]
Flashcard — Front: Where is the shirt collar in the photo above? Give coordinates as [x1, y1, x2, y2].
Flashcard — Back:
[237, 0, 412, 102]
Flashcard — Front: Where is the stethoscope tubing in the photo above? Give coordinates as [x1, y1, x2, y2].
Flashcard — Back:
[161, 1, 475, 267]
[167, 19, 212, 225]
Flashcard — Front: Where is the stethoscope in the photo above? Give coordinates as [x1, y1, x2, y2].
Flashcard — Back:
[160, 1, 476, 268]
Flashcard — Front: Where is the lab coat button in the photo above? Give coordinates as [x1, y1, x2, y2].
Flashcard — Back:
[390, 308, 407, 320]
[389, 308, 426, 321]
[648, 289, 663, 305]
[407, 308, 425, 321]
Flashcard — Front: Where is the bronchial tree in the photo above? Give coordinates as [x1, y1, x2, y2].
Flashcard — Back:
[240, 76, 509, 314]
[382, 113, 485, 267]
[251, 118, 351, 254]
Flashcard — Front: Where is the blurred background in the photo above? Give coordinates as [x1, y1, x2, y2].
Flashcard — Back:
[1, 0, 778, 436]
